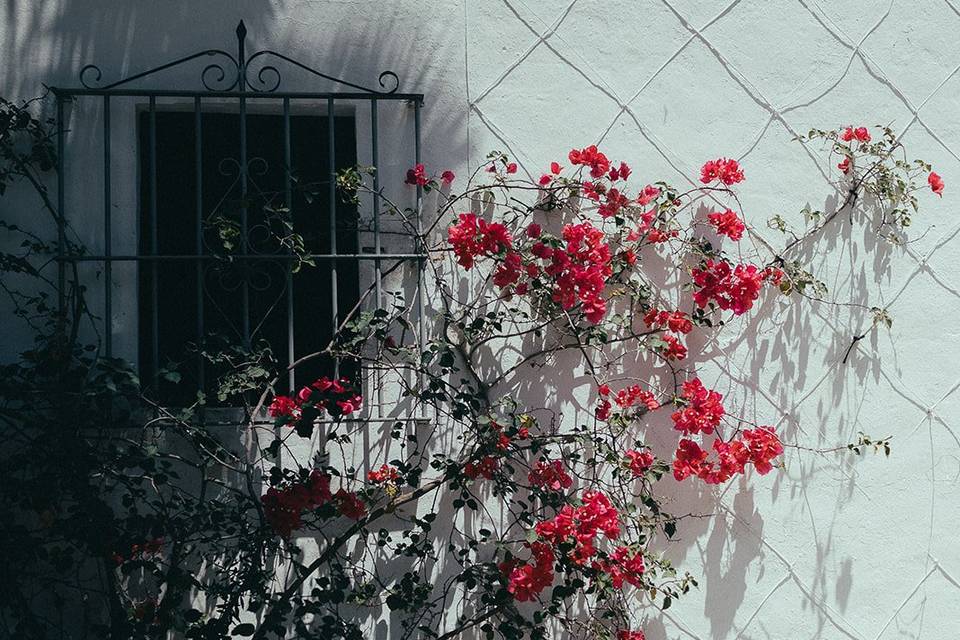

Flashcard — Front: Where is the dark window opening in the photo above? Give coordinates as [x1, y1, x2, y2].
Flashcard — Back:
[138, 110, 360, 405]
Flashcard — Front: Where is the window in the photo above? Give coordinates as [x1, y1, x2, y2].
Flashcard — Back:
[137, 110, 360, 404]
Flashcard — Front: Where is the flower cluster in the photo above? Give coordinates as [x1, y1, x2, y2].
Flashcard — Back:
[595, 383, 660, 421]
[624, 449, 654, 477]
[671, 378, 725, 436]
[601, 545, 646, 589]
[528, 459, 574, 492]
[405, 163, 455, 188]
[447, 213, 512, 269]
[568, 145, 611, 179]
[707, 208, 745, 241]
[268, 376, 363, 425]
[643, 308, 693, 334]
[535, 491, 621, 564]
[700, 157, 745, 186]
[549, 222, 613, 323]
[464, 456, 499, 480]
[841, 126, 871, 143]
[673, 427, 783, 484]
[500, 542, 555, 602]
[367, 464, 399, 484]
[617, 630, 646, 640]
[691, 259, 781, 316]
[929, 171, 945, 197]
[261, 470, 333, 538]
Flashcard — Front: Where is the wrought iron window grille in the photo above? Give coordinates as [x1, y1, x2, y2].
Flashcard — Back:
[49, 21, 427, 417]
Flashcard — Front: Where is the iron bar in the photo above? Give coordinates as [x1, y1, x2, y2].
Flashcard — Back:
[371, 99, 383, 418]
[283, 97, 295, 391]
[149, 96, 159, 387]
[56, 253, 425, 262]
[194, 97, 205, 398]
[327, 98, 339, 378]
[415, 101, 426, 418]
[50, 88, 423, 102]
[103, 96, 112, 357]
[56, 97, 66, 329]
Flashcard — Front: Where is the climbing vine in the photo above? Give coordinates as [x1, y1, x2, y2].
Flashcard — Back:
[0, 94, 941, 640]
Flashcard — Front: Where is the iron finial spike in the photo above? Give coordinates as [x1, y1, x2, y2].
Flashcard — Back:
[236, 20, 247, 65]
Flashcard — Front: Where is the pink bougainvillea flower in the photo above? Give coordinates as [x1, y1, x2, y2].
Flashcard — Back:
[333, 489, 367, 520]
[506, 162, 518, 174]
[838, 157, 851, 174]
[440, 169, 455, 185]
[929, 171, 944, 197]
[707, 208, 745, 241]
[367, 464, 399, 484]
[550, 161, 562, 174]
[637, 184, 660, 206]
[528, 460, 573, 492]
[568, 145, 611, 178]
[405, 163, 428, 187]
[671, 378, 724, 436]
[841, 126, 871, 143]
[624, 449, 654, 477]
[699, 158, 745, 186]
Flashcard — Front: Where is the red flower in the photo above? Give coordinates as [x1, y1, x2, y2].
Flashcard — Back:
[707, 208, 745, 241]
[568, 145, 611, 178]
[447, 213, 513, 269]
[528, 460, 573, 492]
[268, 395, 300, 420]
[699, 157, 745, 186]
[333, 489, 366, 520]
[624, 449, 654, 477]
[644, 309, 693, 335]
[604, 545, 645, 588]
[841, 126, 870, 143]
[671, 378, 725, 436]
[617, 630, 646, 640]
[838, 157, 851, 174]
[929, 171, 944, 197]
[506, 162, 518, 174]
[502, 542, 554, 602]
[464, 456, 499, 480]
[440, 169, 455, 185]
[608, 161, 631, 181]
[526, 223, 542, 238]
[550, 161, 562, 174]
[691, 259, 777, 316]
[595, 399, 612, 421]
[539, 174, 552, 185]
[367, 464, 399, 484]
[672, 438, 709, 481]
[598, 383, 611, 397]
[637, 184, 660, 206]
[660, 333, 687, 361]
[613, 385, 659, 411]
[405, 163, 429, 187]
[743, 426, 784, 474]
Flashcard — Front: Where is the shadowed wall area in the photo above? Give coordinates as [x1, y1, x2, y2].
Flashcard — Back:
[2, 1, 959, 639]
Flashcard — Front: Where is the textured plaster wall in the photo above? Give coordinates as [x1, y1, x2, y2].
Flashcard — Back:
[3, 1, 960, 638]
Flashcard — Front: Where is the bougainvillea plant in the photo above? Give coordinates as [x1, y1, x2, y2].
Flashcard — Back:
[0, 94, 941, 640]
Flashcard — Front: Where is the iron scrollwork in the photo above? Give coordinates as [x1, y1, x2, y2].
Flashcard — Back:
[76, 20, 401, 94]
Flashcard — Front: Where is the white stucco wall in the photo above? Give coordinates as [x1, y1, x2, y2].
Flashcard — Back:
[3, 1, 960, 638]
